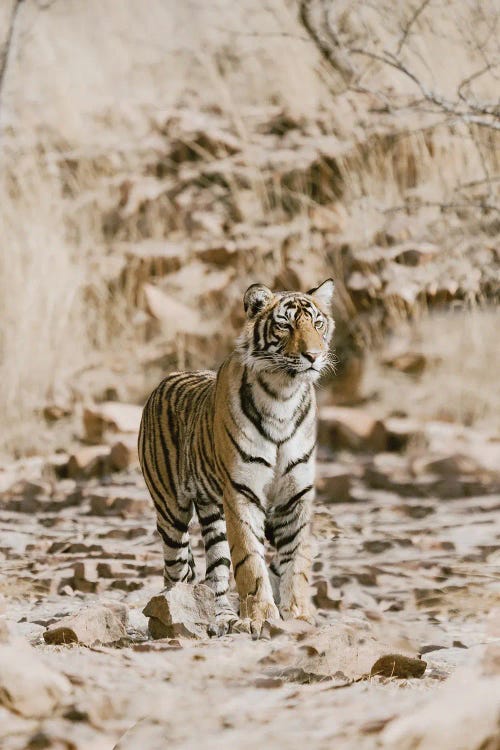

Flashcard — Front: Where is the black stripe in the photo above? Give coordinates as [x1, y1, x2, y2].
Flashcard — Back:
[239, 367, 274, 442]
[205, 557, 231, 577]
[283, 444, 315, 475]
[230, 480, 266, 514]
[275, 484, 313, 515]
[276, 523, 307, 551]
[225, 425, 272, 467]
[233, 553, 251, 578]
[204, 533, 227, 551]
[157, 523, 189, 549]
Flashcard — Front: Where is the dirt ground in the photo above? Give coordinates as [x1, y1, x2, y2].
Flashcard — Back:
[1, 417, 499, 749]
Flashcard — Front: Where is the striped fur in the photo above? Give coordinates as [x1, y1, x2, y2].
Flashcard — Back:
[138, 279, 335, 634]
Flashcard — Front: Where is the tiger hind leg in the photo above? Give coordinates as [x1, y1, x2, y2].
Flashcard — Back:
[196, 497, 249, 635]
[151, 495, 196, 587]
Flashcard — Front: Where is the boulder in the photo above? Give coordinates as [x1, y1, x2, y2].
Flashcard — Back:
[109, 435, 139, 471]
[316, 463, 352, 502]
[83, 402, 142, 443]
[66, 446, 110, 479]
[318, 406, 387, 452]
[382, 669, 500, 750]
[0, 640, 71, 718]
[43, 605, 127, 646]
[143, 583, 216, 639]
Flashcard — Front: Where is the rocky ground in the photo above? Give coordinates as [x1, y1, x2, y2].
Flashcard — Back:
[1, 405, 499, 750]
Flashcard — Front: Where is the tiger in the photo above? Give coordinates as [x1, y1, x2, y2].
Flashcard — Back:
[138, 279, 335, 636]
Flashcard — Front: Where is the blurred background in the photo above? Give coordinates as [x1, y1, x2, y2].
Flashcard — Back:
[0, 0, 498, 459]
[0, 4, 499, 749]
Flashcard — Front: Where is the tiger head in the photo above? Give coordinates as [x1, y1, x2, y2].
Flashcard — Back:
[237, 279, 335, 381]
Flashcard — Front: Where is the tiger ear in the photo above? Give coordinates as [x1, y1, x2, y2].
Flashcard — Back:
[307, 278, 335, 309]
[243, 284, 274, 318]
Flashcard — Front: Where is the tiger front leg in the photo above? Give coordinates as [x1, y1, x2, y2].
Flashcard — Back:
[272, 485, 315, 624]
[223, 486, 279, 637]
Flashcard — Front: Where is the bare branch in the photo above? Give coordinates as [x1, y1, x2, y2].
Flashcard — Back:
[396, 0, 432, 56]
[0, 0, 23, 120]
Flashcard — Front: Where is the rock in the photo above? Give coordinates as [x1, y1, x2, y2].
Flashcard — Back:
[109, 436, 139, 471]
[83, 402, 142, 443]
[370, 654, 427, 678]
[316, 463, 352, 502]
[385, 417, 423, 451]
[393, 243, 440, 266]
[0, 640, 71, 717]
[382, 351, 427, 375]
[412, 452, 484, 478]
[143, 583, 216, 639]
[382, 669, 500, 750]
[294, 624, 398, 681]
[66, 446, 110, 479]
[43, 605, 127, 646]
[71, 561, 100, 593]
[312, 580, 341, 610]
[88, 487, 149, 516]
[318, 407, 387, 452]
[43, 403, 71, 421]
[142, 283, 218, 340]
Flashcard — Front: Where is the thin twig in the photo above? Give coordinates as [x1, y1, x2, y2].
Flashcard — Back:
[0, 0, 23, 121]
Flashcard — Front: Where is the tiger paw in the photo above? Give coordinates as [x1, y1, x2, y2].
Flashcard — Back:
[279, 603, 316, 626]
[243, 598, 280, 639]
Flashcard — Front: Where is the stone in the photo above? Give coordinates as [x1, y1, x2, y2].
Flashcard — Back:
[382, 351, 427, 375]
[66, 446, 110, 479]
[83, 402, 142, 443]
[312, 580, 341, 611]
[0, 640, 71, 718]
[316, 464, 352, 502]
[43, 605, 127, 646]
[142, 283, 218, 340]
[370, 654, 427, 678]
[109, 436, 139, 471]
[143, 583, 216, 639]
[318, 407, 387, 452]
[70, 561, 100, 593]
[382, 669, 500, 749]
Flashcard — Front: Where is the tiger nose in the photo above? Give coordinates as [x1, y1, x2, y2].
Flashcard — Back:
[303, 350, 321, 363]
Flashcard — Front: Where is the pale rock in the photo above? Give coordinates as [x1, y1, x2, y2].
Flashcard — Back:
[143, 283, 218, 339]
[109, 435, 139, 471]
[66, 446, 110, 479]
[143, 583, 216, 639]
[72, 561, 100, 593]
[83, 402, 142, 443]
[318, 406, 387, 452]
[312, 580, 341, 611]
[0, 640, 71, 718]
[316, 463, 352, 502]
[382, 669, 500, 750]
[295, 624, 408, 681]
[43, 605, 127, 646]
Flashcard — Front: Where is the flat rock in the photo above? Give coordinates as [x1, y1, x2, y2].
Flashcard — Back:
[382, 669, 500, 749]
[83, 402, 142, 443]
[0, 640, 71, 718]
[66, 446, 110, 479]
[318, 407, 387, 452]
[316, 464, 352, 502]
[43, 605, 127, 646]
[143, 583, 216, 639]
